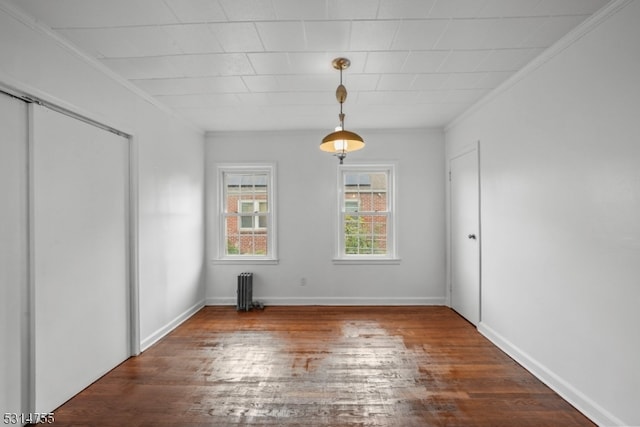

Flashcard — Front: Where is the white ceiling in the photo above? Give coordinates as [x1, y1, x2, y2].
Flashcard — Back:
[7, 0, 610, 132]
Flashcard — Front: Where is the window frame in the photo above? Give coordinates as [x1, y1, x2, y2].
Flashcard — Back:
[214, 163, 278, 264]
[334, 163, 399, 264]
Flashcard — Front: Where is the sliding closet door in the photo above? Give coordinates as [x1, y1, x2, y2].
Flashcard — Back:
[31, 105, 130, 413]
[0, 93, 29, 416]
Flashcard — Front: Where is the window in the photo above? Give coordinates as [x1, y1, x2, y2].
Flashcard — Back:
[216, 164, 277, 262]
[336, 163, 398, 263]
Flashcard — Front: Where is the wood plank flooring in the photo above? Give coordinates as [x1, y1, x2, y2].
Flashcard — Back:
[47, 306, 595, 426]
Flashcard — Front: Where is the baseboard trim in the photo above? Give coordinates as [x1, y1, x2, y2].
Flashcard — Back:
[140, 300, 205, 352]
[478, 322, 626, 427]
[205, 296, 446, 306]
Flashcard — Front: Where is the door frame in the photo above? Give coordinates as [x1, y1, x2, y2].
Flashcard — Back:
[447, 140, 482, 323]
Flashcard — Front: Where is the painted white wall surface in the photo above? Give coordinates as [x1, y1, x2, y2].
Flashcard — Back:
[206, 129, 446, 305]
[445, 2, 640, 425]
[0, 94, 28, 416]
[0, 0, 204, 377]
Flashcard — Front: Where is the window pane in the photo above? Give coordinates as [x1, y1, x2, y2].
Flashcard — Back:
[237, 233, 268, 255]
[370, 173, 387, 191]
[225, 218, 240, 255]
[345, 200, 358, 212]
[343, 172, 388, 213]
[240, 201, 253, 213]
[343, 213, 388, 255]
[240, 215, 253, 228]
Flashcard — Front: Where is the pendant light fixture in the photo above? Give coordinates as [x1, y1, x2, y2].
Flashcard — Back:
[320, 57, 364, 164]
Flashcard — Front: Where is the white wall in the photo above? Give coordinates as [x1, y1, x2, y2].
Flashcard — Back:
[445, 1, 640, 425]
[0, 0, 205, 412]
[206, 129, 446, 305]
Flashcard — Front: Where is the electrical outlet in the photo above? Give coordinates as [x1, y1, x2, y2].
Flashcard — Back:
[300, 277, 307, 286]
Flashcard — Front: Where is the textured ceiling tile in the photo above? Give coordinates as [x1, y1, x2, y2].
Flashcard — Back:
[412, 74, 450, 90]
[100, 56, 183, 80]
[247, 52, 290, 74]
[342, 74, 380, 91]
[391, 20, 449, 50]
[175, 53, 254, 77]
[256, 22, 307, 52]
[163, 0, 227, 23]
[437, 50, 491, 72]
[377, 0, 437, 19]
[218, 0, 277, 21]
[416, 90, 450, 103]
[436, 17, 547, 49]
[236, 92, 271, 106]
[209, 22, 263, 52]
[132, 76, 248, 95]
[376, 74, 417, 91]
[350, 20, 399, 51]
[476, 0, 544, 18]
[435, 19, 494, 49]
[403, 51, 450, 73]
[428, 0, 489, 18]
[304, 21, 351, 51]
[276, 75, 336, 92]
[365, 52, 410, 73]
[357, 91, 420, 105]
[328, 0, 380, 19]
[242, 75, 280, 92]
[272, 0, 328, 20]
[108, 27, 183, 56]
[267, 91, 332, 106]
[157, 93, 241, 108]
[161, 24, 223, 54]
[441, 72, 486, 89]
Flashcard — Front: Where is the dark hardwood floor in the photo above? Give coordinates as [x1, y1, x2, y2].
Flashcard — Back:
[47, 306, 595, 426]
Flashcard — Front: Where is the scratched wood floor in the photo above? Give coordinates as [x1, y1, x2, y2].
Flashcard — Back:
[48, 306, 595, 426]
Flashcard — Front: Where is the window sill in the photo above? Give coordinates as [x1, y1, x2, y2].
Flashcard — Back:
[211, 258, 279, 265]
[332, 258, 401, 265]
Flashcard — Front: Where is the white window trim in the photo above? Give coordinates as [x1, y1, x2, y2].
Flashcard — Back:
[333, 162, 400, 264]
[213, 163, 278, 265]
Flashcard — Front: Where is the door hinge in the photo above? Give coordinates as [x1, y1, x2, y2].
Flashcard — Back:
[449, 171, 451, 181]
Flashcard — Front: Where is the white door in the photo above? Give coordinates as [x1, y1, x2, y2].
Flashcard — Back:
[32, 105, 130, 413]
[450, 146, 480, 325]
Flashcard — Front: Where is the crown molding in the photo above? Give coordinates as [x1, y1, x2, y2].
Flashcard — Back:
[0, 0, 204, 135]
[445, 0, 634, 132]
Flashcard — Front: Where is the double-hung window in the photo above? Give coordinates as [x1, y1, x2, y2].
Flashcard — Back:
[216, 163, 277, 263]
[336, 163, 398, 263]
